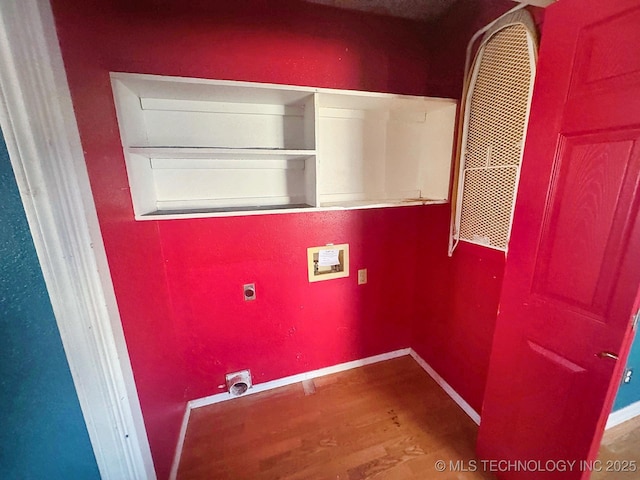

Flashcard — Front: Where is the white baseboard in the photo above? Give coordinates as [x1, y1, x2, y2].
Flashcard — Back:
[606, 400, 640, 430]
[409, 349, 481, 425]
[188, 348, 411, 409]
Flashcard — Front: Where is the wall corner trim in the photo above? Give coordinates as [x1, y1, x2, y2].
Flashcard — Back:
[169, 405, 192, 480]
[409, 349, 481, 425]
[0, 1, 155, 478]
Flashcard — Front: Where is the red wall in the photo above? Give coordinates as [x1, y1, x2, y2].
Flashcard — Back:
[160, 209, 423, 399]
[413, 208, 507, 412]
[51, 1, 438, 477]
[412, 0, 544, 413]
[52, 0, 543, 477]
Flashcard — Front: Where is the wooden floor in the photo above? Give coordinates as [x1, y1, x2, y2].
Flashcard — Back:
[177, 356, 494, 480]
[593, 414, 640, 480]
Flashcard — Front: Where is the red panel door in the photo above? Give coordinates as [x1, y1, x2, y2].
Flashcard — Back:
[477, 1, 640, 479]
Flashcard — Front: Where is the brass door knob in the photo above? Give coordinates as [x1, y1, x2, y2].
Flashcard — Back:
[596, 351, 619, 360]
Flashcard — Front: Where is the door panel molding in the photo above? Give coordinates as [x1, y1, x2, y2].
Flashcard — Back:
[532, 131, 640, 318]
[571, 6, 640, 94]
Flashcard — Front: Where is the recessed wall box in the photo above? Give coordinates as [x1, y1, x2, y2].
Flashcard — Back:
[307, 244, 349, 282]
[243, 283, 256, 301]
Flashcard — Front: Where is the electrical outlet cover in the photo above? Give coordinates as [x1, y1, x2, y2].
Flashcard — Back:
[358, 268, 367, 285]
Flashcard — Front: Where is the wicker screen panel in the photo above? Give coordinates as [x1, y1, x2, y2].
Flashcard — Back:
[457, 21, 536, 251]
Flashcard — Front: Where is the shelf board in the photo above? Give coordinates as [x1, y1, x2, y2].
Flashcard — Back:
[319, 198, 448, 209]
[149, 158, 307, 170]
[135, 200, 448, 220]
[137, 203, 314, 220]
[128, 147, 316, 160]
[156, 203, 312, 214]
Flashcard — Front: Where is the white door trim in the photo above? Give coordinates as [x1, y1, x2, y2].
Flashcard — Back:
[0, 1, 155, 478]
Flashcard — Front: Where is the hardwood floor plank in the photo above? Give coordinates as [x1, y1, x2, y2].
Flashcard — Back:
[593, 415, 640, 480]
[177, 356, 494, 480]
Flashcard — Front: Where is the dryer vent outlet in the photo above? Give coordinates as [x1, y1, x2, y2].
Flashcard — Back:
[226, 370, 252, 396]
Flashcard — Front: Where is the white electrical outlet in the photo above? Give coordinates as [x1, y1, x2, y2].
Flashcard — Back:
[358, 268, 367, 285]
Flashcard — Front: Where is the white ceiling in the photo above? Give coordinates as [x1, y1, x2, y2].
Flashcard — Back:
[302, 0, 555, 22]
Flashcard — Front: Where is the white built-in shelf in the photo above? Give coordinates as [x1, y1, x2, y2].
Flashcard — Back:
[111, 73, 457, 220]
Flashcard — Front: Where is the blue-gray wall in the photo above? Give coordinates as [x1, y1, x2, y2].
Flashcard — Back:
[613, 332, 640, 411]
[0, 129, 100, 479]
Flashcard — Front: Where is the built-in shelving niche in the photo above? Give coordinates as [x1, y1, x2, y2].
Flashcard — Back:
[111, 73, 457, 220]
